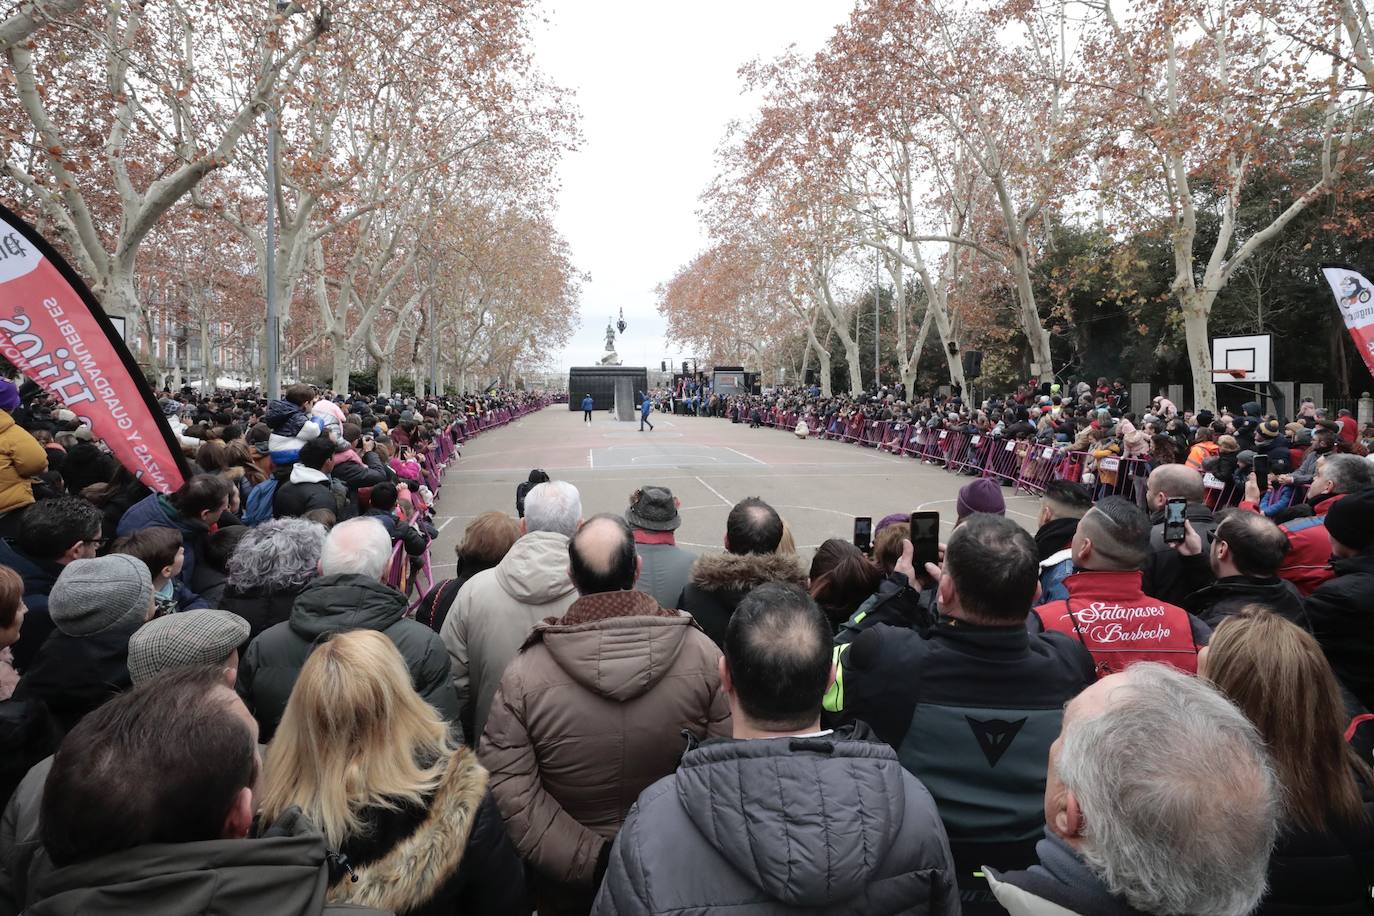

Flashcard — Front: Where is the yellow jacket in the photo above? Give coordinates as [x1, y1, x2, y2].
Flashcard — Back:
[0, 410, 47, 515]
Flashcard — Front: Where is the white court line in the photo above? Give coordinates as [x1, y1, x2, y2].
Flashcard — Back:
[722, 446, 766, 465]
[695, 476, 732, 506]
[436, 517, 456, 532]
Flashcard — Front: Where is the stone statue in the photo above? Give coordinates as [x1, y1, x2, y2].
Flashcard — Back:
[600, 317, 621, 366]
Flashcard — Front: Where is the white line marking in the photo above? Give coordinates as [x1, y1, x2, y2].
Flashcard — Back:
[695, 476, 732, 506]
[722, 446, 766, 465]
[436, 517, 456, 531]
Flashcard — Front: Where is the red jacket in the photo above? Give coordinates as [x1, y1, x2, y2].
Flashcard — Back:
[1277, 492, 1344, 595]
[1338, 415, 1358, 445]
[1032, 570, 1202, 677]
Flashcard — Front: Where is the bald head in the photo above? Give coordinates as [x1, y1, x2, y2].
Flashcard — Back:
[1146, 463, 1204, 510]
[568, 514, 637, 595]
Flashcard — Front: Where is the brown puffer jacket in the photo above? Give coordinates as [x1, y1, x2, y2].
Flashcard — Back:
[479, 590, 730, 890]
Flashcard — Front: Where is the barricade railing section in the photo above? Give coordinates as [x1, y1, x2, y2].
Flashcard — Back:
[733, 412, 1294, 510]
[403, 398, 548, 613]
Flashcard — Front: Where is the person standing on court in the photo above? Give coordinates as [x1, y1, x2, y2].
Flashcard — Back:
[582, 394, 594, 423]
[638, 391, 654, 432]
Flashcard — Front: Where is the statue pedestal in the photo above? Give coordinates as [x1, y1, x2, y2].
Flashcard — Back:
[599, 350, 621, 366]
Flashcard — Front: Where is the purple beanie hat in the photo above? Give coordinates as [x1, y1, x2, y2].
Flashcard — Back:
[956, 477, 1006, 519]
[0, 379, 20, 413]
[875, 512, 909, 534]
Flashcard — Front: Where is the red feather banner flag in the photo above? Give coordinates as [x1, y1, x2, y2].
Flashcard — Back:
[1322, 264, 1374, 381]
[0, 204, 189, 493]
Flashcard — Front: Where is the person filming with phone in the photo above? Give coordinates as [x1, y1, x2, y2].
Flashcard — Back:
[1031, 496, 1212, 678]
[824, 514, 1096, 913]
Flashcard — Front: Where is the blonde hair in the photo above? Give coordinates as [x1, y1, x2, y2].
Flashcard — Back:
[257, 630, 452, 846]
[777, 520, 796, 555]
[1205, 607, 1373, 832]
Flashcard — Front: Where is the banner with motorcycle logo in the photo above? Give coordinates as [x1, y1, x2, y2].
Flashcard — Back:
[0, 204, 189, 493]
[1322, 264, 1374, 380]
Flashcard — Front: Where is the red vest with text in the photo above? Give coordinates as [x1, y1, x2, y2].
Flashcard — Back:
[1035, 570, 1199, 677]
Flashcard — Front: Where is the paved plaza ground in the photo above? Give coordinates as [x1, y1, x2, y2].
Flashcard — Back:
[428, 405, 1040, 574]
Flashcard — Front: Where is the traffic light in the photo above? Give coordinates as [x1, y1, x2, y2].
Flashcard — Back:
[660, 361, 667, 372]
[681, 361, 689, 375]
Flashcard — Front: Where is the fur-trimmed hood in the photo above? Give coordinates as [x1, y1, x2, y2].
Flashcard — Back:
[687, 550, 807, 594]
[328, 746, 489, 913]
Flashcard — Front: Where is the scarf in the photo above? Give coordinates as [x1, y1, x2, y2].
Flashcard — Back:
[1034, 516, 1080, 562]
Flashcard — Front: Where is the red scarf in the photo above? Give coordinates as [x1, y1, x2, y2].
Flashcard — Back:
[632, 529, 676, 546]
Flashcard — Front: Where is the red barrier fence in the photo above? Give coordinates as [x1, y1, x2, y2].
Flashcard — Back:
[727, 412, 1281, 512]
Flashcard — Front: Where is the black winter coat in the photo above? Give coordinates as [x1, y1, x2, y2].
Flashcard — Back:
[1307, 554, 1374, 711]
[363, 509, 429, 557]
[15, 618, 140, 735]
[676, 552, 808, 648]
[333, 747, 526, 916]
[0, 695, 57, 808]
[834, 573, 936, 645]
[236, 574, 459, 742]
[272, 477, 340, 520]
[1257, 783, 1374, 915]
[1184, 575, 1308, 628]
[0, 541, 61, 675]
[218, 583, 306, 643]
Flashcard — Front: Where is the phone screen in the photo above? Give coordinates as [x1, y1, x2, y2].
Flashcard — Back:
[1253, 454, 1269, 494]
[1163, 497, 1188, 544]
[909, 511, 941, 567]
[853, 517, 873, 552]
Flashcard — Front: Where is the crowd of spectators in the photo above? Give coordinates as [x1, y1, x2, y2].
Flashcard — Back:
[1, 367, 1372, 916]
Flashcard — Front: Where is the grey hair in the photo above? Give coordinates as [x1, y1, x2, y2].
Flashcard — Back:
[1321, 453, 1374, 493]
[523, 480, 582, 538]
[319, 517, 393, 579]
[1057, 663, 1279, 916]
[227, 518, 327, 592]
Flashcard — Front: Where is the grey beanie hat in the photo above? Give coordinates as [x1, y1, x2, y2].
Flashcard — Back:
[128, 609, 250, 684]
[48, 554, 153, 637]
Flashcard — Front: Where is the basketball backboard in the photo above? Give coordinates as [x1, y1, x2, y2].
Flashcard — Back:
[1210, 334, 1272, 384]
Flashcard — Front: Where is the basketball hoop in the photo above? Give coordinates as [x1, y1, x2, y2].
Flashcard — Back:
[1212, 368, 1249, 382]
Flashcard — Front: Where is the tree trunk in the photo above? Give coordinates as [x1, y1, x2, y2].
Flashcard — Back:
[842, 332, 862, 395]
[330, 331, 350, 394]
[1181, 293, 1215, 413]
[377, 356, 393, 397]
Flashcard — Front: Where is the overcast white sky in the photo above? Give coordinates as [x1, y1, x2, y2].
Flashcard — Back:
[532, 1, 851, 373]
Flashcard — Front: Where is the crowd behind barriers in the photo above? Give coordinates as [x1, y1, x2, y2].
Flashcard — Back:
[0, 370, 1373, 916]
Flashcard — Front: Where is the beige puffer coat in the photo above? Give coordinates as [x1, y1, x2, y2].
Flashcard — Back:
[479, 590, 730, 889]
[440, 531, 578, 742]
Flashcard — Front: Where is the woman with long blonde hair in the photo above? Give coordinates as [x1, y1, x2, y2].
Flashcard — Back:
[1201, 607, 1374, 914]
[257, 630, 524, 916]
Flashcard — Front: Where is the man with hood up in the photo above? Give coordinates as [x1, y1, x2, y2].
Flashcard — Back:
[442, 480, 582, 742]
[483, 515, 729, 916]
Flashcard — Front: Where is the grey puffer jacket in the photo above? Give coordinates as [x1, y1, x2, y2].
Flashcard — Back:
[26, 808, 387, 916]
[591, 722, 959, 915]
[633, 541, 696, 611]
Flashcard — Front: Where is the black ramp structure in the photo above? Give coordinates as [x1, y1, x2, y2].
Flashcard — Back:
[567, 366, 647, 411]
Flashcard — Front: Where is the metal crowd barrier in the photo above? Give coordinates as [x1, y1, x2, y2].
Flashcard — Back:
[727, 409, 1298, 509]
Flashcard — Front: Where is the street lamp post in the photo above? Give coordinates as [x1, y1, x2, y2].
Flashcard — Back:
[263, 0, 289, 399]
